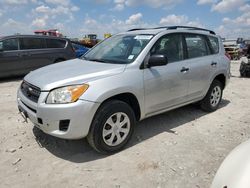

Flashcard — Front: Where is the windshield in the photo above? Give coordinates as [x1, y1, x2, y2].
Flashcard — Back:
[82, 34, 153, 64]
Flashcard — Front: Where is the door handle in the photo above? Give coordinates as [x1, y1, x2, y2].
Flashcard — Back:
[211, 61, 217, 66]
[180, 67, 189, 73]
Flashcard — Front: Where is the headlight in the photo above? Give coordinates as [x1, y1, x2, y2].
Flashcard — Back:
[46, 84, 89, 104]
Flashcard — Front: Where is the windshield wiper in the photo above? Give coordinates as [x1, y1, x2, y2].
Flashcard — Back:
[86, 58, 108, 63]
[82, 57, 126, 64]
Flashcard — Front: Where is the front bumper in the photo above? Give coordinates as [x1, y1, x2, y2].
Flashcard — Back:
[17, 88, 99, 139]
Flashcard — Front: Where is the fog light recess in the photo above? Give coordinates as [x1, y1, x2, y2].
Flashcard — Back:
[59, 120, 70, 131]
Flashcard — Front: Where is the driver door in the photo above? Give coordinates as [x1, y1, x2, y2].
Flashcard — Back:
[144, 33, 189, 116]
[0, 38, 21, 77]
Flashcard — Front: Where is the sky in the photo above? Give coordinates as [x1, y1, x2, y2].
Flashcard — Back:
[0, 0, 250, 39]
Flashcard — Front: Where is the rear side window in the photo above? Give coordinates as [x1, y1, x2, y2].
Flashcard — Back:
[208, 36, 219, 54]
[20, 38, 46, 50]
[1, 38, 18, 51]
[46, 39, 66, 48]
[151, 34, 184, 63]
[185, 34, 209, 59]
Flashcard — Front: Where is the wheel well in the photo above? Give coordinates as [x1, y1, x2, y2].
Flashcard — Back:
[214, 74, 226, 89]
[103, 93, 141, 121]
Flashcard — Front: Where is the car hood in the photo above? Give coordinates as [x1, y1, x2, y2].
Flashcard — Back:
[24, 59, 126, 91]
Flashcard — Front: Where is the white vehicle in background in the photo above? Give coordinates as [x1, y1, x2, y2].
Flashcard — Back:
[211, 139, 250, 188]
[223, 39, 240, 60]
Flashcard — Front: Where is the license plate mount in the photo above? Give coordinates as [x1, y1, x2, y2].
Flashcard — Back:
[18, 106, 29, 123]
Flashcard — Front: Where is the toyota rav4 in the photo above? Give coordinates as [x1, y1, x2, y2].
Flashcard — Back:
[17, 26, 230, 153]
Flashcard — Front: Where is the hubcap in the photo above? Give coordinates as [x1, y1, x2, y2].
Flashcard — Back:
[210, 86, 221, 107]
[102, 112, 130, 147]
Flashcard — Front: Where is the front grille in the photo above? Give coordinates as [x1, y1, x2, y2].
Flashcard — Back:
[21, 81, 41, 103]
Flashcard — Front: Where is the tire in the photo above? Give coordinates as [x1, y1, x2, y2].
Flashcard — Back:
[240, 62, 246, 77]
[240, 72, 246, 77]
[87, 100, 136, 153]
[200, 80, 223, 112]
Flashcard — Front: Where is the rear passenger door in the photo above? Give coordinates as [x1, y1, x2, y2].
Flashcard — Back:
[183, 34, 217, 100]
[19, 37, 50, 73]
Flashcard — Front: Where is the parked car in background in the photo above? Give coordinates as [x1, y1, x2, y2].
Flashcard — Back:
[242, 40, 250, 56]
[223, 39, 237, 46]
[17, 26, 230, 153]
[224, 46, 240, 60]
[0, 35, 75, 78]
[71, 41, 89, 58]
[223, 39, 240, 60]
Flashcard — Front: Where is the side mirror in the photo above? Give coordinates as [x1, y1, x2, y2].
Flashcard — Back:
[147, 54, 168, 68]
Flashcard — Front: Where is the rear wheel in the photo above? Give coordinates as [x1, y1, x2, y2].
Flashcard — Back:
[87, 100, 135, 153]
[200, 80, 223, 112]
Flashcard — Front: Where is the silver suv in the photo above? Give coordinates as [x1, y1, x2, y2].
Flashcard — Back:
[17, 26, 230, 153]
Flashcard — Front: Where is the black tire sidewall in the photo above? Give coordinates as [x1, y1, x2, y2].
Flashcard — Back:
[202, 80, 223, 112]
[90, 100, 135, 153]
[240, 63, 245, 77]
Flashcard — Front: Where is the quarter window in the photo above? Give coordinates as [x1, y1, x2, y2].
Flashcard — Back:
[151, 34, 184, 63]
[185, 34, 209, 59]
[20, 38, 46, 50]
[1, 38, 18, 51]
[208, 36, 219, 54]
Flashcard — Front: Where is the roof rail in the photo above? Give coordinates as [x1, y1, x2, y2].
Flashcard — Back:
[128, 26, 216, 35]
[160, 26, 216, 35]
[127, 28, 150, 32]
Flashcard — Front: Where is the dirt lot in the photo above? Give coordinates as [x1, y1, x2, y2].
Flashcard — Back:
[0, 62, 250, 188]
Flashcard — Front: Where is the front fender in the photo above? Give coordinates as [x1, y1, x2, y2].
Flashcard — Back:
[79, 69, 146, 119]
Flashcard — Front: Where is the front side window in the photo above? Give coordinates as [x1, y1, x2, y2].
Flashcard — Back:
[20, 38, 46, 50]
[151, 34, 184, 63]
[83, 34, 153, 64]
[0, 38, 18, 51]
[208, 36, 219, 54]
[185, 34, 209, 59]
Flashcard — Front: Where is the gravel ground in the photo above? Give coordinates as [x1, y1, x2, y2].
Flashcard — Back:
[0, 61, 250, 188]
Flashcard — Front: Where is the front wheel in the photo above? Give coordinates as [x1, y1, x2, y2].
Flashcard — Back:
[200, 80, 223, 112]
[87, 100, 135, 153]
